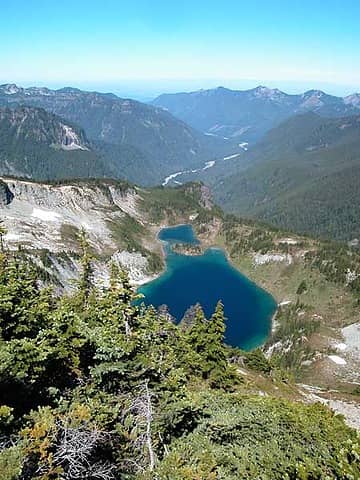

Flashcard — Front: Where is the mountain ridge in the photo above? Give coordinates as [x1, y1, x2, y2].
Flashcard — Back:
[212, 111, 360, 240]
[152, 85, 360, 142]
[0, 83, 233, 185]
[0, 105, 109, 181]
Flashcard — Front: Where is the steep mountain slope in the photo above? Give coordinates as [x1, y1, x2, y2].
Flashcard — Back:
[0, 234, 359, 479]
[152, 86, 360, 143]
[1, 175, 360, 438]
[0, 84, 231, 185]
[213, 112, 360, 240]
[0, 176, 214, 288]
[0, 106, 110, 180]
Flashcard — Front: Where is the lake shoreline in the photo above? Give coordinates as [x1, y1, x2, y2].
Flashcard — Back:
[138, 223, 277, 349]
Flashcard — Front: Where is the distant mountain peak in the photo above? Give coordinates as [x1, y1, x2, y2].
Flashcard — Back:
[0, 84, 54, 97]
[299, 90, 328, 109]
[0, 83, 22, 95]
[254, 85, 270, 92]
[56, 87, 83, 94]
[198, 86, 231, 97]
[152, 84, 360, 143]
[198, 85, 288, 100]
[302, 89, 326, 99]
[251, 85, 287, 99]
[344, 93, 360, 107]
[26, 86, 53, 96]
[0, 82, 230, 186]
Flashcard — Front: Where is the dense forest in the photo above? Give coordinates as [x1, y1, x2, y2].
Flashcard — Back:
[0, 225, 359, 479]
[214, 113, 360, 241]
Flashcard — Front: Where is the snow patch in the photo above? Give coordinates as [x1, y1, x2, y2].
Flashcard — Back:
[345, 268, 358, 286]
[5, 233, 22, 241]
[224, 153, 241, 160]
[31, 208, 61, 222]
[328, 355, 347, 365]
[299, 384, 360, 430]
[162, 172, 183, 186]
[342, 323, 360, 351]
[2, 84, 20, 95]
[254, 253, 292, 265]
[278, 238, 298, 245]
[203, 160, 215, 170]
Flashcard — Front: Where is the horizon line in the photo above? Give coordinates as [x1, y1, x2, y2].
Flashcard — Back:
[0, 80, 359, 99]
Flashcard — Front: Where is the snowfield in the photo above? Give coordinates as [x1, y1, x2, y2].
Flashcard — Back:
[223, 153, 240, 160]
[278, 238, 298, 245]
[31, 208, 62, 222]
[254, 253, 293, 265]
[328, 355, 347, 365]
[342, 323, 360, 350]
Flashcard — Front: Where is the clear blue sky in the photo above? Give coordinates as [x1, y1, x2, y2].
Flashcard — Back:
[1, 0, 359, 97]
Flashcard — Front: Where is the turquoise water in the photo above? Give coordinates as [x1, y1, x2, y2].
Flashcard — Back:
[138, 225, 277, 350]
[158, 224, 200, 245]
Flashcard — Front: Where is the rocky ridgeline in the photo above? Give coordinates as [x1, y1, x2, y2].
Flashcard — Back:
[0, 177, 153, 288]
[0, 83, 232, 186]
[2, 177, 136, 215]
[0, 177, 213, 290]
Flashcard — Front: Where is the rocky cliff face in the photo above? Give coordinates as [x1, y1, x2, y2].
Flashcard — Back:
[0, 106, 90, 150]
[1, 177, 140, 250]
[0, 177, 155, 288]
[0, 106, 108, 181]
[0, 177, 210, 290]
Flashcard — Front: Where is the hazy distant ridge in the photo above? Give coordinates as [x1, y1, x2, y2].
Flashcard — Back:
[152, 85, 360, 142]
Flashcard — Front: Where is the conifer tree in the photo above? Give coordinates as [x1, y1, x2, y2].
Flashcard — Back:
[186, 304, 208, 353]
[0, 258, 52, 340]
[108, 263, 142, 337]
[207, 301, 234, 386]
[187, 301, 235, 387]
[89, 264, 142, 391]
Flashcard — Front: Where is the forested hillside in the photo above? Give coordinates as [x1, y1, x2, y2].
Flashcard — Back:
[0, 228, 358, 479]
[0, 106, 109, 181]
[214, 113, 360, 241]
[152, 86, 360, 142]
[0, 84, 232, 185]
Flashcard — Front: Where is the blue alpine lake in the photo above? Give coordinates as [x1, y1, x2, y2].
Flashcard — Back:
[138, 225, 277, 350]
